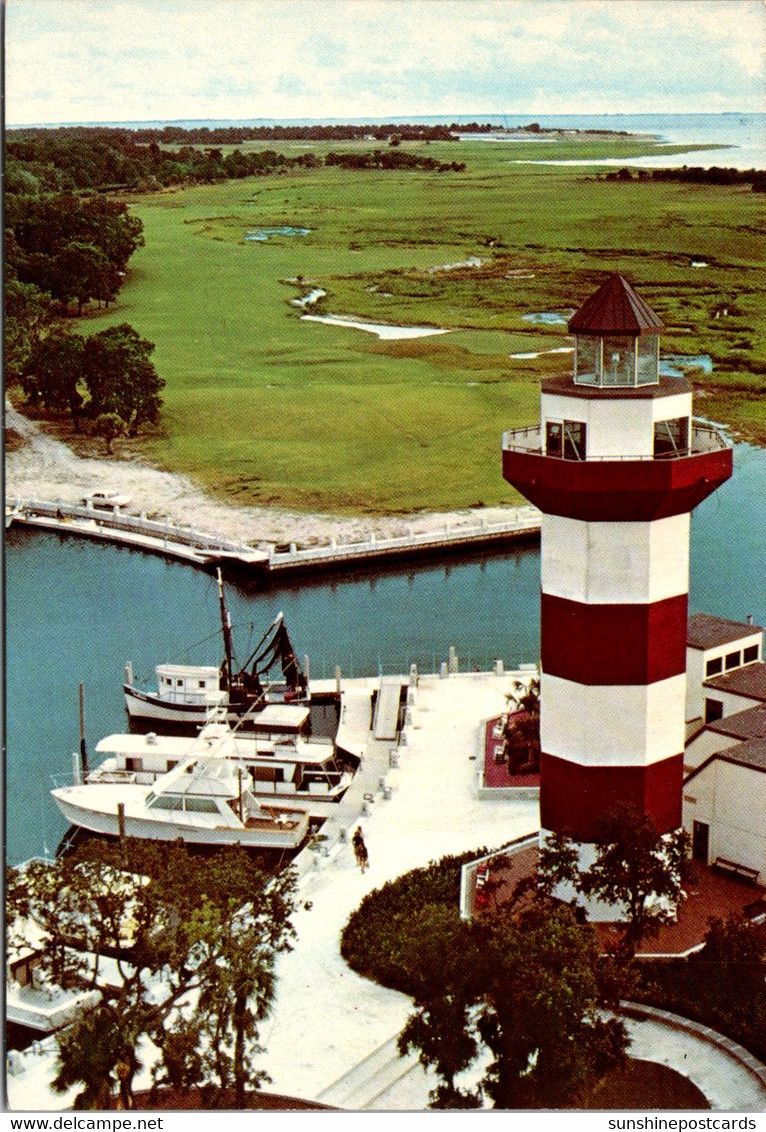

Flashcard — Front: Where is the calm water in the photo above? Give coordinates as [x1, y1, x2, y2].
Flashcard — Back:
[5, 443, 765, 864]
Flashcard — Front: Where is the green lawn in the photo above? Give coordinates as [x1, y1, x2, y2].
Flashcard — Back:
[80, 136, 765, 514]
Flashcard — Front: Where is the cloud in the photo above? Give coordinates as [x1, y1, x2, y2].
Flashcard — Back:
[5, 0, 765, 123]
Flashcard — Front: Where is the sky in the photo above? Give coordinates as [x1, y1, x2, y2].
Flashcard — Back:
[5, 0, 765, 126]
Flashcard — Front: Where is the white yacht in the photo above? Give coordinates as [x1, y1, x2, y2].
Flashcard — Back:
[51, 741, 311, 850]
[74, 714, 356, 815]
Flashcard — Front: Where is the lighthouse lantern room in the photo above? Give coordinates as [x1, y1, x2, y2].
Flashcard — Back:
[502, 274, 733, 917]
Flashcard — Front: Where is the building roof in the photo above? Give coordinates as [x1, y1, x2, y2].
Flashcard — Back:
[704, 662, 766, 702]
[687, 612, 763, 650]
[686, 738, 766, 783]
[708, 703, 766, 741]
[568, 274, 665, 337]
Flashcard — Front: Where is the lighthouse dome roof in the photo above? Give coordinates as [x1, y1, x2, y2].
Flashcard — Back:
[568, 274, 665, 337]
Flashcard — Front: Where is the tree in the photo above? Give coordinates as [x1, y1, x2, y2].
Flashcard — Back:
[397, 906, 483, 1108]
[541, 804, 692, 958]
[22, 329, 85, 426]
[688, 915, 766, 1055]
[53, 241, 111, 315]
[7, 841, 296, 1109]
[89, 412, 126, 453]
[83, 324, 165, 435]
[4, 277, 54, 384]
[476, 902, 627, 1108]
[502, 677, 540, 774]
[536, 830, 580, 899]
[635, 914, 766, 1062]
[394, 900, 627, 1110]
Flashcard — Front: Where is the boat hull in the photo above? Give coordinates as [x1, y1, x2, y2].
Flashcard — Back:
[52, 786, 310, 850]
[124, 685, 237, 725]
[123, 685, 309, 727]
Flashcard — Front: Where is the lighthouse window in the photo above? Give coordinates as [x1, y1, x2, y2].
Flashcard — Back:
[636, 335, 660, 385]
[653, 417, 689, 458]
[705, 657, 723, 677]
[575, 337, 599, 385]
[744, 645, 759, 663]
[725, 650, 741, 670]
[602, 337, 636, 386]
[563, 420, 586, 460]
[546, 421, 563, 455]
[546, 420, 586, 460]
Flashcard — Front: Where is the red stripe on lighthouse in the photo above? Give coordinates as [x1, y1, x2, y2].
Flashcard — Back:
[539, 752, 684, 840]
[541, 593, 688, 685]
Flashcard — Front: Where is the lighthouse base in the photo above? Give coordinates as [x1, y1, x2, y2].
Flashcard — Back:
[539, 752, 684, 842]
[539, 828, 682, 924]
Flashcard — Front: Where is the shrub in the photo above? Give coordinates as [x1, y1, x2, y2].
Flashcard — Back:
[341, 848, 490, 994]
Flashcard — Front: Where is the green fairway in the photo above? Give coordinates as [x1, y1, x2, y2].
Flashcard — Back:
[81, 137, 765, 514]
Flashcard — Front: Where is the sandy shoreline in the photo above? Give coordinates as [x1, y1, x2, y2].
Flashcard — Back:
[5, 403, 519, 548]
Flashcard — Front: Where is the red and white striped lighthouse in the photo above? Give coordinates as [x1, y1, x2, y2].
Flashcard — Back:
[502, 275, 732, 911]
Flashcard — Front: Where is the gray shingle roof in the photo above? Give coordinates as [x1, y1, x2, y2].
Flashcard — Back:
[687, 612, 762, 650]
[568, 274, 665, 336]
[704, 662, 766, 702]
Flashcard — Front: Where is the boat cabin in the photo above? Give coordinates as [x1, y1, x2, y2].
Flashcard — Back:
[153, 664, 222, 705]
[91, 720, 353, 804]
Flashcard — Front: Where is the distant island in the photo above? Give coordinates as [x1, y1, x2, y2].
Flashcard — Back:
[8, 121, 637, 145]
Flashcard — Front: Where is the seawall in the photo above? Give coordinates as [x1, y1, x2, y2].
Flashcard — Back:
[6, 498, 542, 578]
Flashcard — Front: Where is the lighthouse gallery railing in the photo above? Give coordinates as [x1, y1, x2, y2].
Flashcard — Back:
[501, 420, 730, 461]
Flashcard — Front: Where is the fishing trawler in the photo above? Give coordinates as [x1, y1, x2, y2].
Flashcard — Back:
[123, 571, 309, 728]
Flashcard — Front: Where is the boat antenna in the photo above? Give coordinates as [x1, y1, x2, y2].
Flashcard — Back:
[217, 568, 236, 686]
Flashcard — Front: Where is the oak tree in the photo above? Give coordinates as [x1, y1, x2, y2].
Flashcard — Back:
[83, 324, 164, 435]
[7, 841, 296, 1109]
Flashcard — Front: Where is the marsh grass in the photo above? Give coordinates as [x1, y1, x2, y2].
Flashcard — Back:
[77, 137, 764, 513]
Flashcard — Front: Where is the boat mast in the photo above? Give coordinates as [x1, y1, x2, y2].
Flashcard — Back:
[217, 568, 235, 687]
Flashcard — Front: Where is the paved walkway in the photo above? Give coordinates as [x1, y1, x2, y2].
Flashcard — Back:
[259, 672, 540, 1104]
[8, 672, 766, 1111]
[625, 1014, 766, 1112]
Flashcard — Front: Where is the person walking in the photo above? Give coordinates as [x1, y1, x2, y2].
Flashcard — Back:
[352, 826, 369, 873]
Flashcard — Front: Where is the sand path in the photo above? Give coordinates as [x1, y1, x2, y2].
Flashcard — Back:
[5, 404, 517, 547]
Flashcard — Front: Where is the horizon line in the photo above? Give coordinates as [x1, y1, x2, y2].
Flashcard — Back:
[7, 109, 759, 130]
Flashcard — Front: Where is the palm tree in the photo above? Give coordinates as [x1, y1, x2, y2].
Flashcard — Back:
[503, 677, 540, 775]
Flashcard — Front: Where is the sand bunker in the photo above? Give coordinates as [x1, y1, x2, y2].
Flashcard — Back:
[301, 315, 450, 340]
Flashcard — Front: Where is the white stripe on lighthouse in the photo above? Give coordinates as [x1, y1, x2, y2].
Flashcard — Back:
[541, 513, 690, 605]
[540, 673, 686, 767]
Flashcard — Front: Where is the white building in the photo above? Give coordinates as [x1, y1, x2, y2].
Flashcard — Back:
[685, 612, 763, 724]
[682, 615, 766, 883]
[683, 739, 766, 883]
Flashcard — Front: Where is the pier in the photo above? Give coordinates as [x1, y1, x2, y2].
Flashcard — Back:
[6, 498, 542, 577]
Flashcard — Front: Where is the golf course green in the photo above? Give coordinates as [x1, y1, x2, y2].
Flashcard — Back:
[80, 135, 765, 515]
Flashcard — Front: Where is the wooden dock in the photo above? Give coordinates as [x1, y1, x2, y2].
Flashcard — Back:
[5, 498, 541, 577]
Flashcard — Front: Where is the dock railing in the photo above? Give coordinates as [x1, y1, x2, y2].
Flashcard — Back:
[266, 506, 542, 571]
[6, 498, 252, 554]
[7, 498, 542, 574]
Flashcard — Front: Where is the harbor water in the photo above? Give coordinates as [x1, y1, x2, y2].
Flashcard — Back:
[5, 442, 765, 865]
